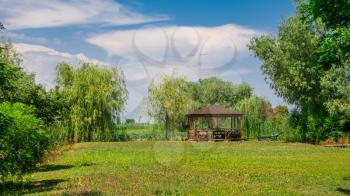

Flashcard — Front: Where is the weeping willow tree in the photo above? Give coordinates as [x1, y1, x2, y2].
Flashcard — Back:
[235, 96, 290, 139]
[56, 62, 128, 142]
[235, 96, 271, 138]
[146, 72, 191, 140]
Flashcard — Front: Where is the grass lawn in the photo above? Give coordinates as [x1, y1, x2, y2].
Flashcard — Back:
[9, 141, 350, 195]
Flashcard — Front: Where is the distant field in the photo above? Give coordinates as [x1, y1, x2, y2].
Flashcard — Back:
[123, 126, 187, 140]
[7, 141, 350, 195]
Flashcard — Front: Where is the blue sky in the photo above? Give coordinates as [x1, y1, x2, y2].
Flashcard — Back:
[0, 0, 295, 120]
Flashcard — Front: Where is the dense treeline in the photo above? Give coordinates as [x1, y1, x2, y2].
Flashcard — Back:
[146, 72, 288, 139]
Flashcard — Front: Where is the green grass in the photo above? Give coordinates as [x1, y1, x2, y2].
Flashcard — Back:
[7, 141, 350, 195]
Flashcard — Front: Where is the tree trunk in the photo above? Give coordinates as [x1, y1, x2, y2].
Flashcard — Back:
[165, 114, 170, 140]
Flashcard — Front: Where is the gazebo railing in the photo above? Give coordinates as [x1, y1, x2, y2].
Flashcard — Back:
[195, 128, 241, 141]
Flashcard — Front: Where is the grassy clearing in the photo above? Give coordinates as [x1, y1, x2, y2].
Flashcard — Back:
[5, 141, 350, 195]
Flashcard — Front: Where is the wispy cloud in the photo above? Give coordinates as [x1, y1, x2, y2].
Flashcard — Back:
[0, 0, 169, 29]
[87, 24, 263, 60]
[86, 24, 263, 80]
[13, 43, 107, 88]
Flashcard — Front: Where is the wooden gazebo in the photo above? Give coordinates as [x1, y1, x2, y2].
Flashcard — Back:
[187, 105, 244, 141]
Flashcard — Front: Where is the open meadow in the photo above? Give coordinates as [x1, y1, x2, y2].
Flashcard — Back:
[7, 141, 350, 195]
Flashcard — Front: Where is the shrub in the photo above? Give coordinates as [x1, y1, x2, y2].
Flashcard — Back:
[125, 118, 135, 124]
[0, 102, 48, 180]
[46, 120, 70, 147]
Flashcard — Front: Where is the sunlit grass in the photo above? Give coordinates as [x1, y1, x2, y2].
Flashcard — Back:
[15, 141, 350, 195]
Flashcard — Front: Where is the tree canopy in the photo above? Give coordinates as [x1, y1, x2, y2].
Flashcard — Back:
[188, 77, 252, 108]
[301, 0, 350, 29]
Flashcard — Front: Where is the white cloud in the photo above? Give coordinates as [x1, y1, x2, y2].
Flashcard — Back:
[88, 24, 261, 54]
[0, 0, 169, 29]
[87, 24, 263, 62]
[87, 24, 263, 80]
[13, 43, 107, 88]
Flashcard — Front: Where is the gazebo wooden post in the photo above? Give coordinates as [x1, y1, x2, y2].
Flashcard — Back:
[187, 117, 190, 139]
[195, 117, 199, 142]
[240, 115, 243, 136]
[188, 116, 195, 141]
[230, 115, 234, 141]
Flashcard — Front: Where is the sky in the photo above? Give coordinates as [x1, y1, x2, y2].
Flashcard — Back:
[0, 0, 295, 121]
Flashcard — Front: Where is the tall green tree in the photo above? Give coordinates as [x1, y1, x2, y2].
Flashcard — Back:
[146, 72, 191, 139]
[249, 16, 322, 108]
[56, 62, 128, 142]
[249, 0, 350, 142]
[304, 0, 350, 137]
[0, 43, 62, 125]
[0, 43, 22, 102]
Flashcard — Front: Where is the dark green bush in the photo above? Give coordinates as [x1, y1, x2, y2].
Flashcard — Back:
[112, 130, 131, 142]
[125, 118, 135, 124]
[0, 102, 48, 179]
[46, 120, 70, 147]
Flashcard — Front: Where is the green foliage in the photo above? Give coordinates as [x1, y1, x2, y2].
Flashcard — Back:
[12, 74, 64, 125]
[0, 43, 59, 181]
[249, 16, 321, 106]
[0, 102, 48, 179]
[56, 62, 128, 142]
[235, 96, 272, 119]
[301, 0, 350, 29]
[147, 72, 191, 139]
[114, 122, 149, 131]
[316, 27, 350, 69]
[0, 43, 22, 102]
[235, 96, 291, 139]
[125, 118, 135, 124]
[111, 128, 130, 142]
[188, 77, 252, 108]
[46, 120, 70, 147]
[0, 43, 64, 126]
[249, 1, 350, 142]
[318, 28, 350, 121]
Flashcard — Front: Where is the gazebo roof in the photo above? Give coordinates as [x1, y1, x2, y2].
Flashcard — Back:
[187, 105, 243, 116]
